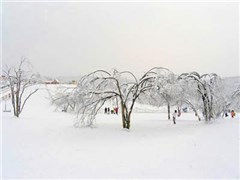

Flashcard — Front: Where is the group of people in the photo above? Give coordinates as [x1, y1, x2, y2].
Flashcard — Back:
[224, 110, 236, 118]
[173, 109, 237, 125]
[104, 107, 119, 115]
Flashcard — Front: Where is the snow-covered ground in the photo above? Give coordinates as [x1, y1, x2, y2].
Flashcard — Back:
[1, 85, 239, 179]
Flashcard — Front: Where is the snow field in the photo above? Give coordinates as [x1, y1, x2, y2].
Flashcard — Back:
[2, 85, 239, 179]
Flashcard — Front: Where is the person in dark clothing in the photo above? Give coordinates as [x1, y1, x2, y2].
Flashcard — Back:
[225, 112, 228, 117]
[224, 111, 228, 117]
[107, 107, 110, 114]
[111, 109, 114, 114]
[104, 107, 107, 114]
[172, 110, 177, 124]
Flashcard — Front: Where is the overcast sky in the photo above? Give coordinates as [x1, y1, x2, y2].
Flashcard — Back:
[2, 2, 239, 77]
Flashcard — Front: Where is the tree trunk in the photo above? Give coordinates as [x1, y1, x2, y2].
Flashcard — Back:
[122, 116, 127, 128]
[209, 95, 214, 119]
[126, 115, 131, 129]
[193, 108, 201, 121]
[120, 105, 131, 129]
[15, 91, 20, 117]
[122, 113, 131, 129]
[202, 94, 210, 121]
[167, 103, 170, 120]
[121, 103, 127, 128]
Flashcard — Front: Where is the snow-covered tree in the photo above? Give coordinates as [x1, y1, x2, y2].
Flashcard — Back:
[74, 67, 171, 129]
[179, 72, 222, 121]
[144, 70, 179, 119]
[51, 86, 77, 112]
[231, 85, 240, 111]
[3, 58, 39, 117]
[176, 77, 204, 121]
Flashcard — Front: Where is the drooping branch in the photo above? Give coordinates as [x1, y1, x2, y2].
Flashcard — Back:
[20, 88, 39, 113]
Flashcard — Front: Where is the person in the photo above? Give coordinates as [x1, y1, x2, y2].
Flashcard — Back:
[115, 107, 119, 115]
[182, 107, 188, 113]
[107, 107, 110, 114]
[224, 111, 228, 117]
[177, 109, 181, 117]
[111, 109, 114, 114]
[104, 107, 107, 114]
[172, 110, 177, 124]
[231, 110, 236, 118]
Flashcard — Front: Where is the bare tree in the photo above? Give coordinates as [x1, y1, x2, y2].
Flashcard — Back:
[74, 67, 171, 129]
[3, 58, 39, 117]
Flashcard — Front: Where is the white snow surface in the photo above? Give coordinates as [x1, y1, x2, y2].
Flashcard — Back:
[2, 85, 240, 179]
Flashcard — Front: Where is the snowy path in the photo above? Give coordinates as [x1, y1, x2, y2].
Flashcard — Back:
[2, 86, 240, 179]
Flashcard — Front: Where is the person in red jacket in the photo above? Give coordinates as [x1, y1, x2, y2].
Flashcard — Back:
[231, 110, 236, 118]
[115, 107, 119, 115]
